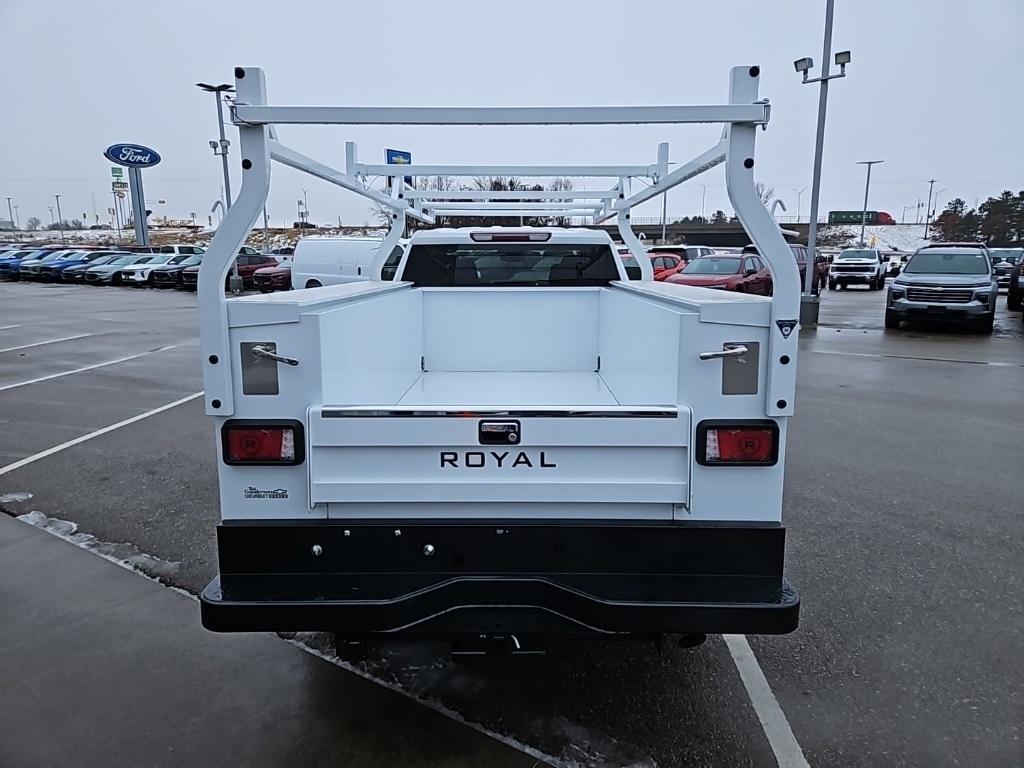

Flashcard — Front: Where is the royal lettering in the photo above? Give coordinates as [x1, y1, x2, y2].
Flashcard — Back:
[439, 450, 556, 468]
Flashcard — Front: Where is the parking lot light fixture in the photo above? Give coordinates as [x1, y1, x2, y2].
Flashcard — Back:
[856, 160, 884, 245]
[5, 197, 14, 232]
[197, 81, 241, 291]
[792, 187, 807, 223]
[54, 194, 66, 244]
[795, 0, 850, 327]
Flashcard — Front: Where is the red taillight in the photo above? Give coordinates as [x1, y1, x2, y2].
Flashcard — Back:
[222, 421, 304, 465]
[697, 421, 778, 466]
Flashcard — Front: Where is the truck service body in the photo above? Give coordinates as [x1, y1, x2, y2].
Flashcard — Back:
[198, 66, 801, 645]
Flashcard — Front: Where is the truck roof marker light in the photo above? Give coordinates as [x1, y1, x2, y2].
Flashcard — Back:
[470, 232, 552, 242]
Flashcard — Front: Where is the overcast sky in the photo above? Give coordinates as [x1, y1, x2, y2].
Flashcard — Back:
[2, 0, 1022, 229]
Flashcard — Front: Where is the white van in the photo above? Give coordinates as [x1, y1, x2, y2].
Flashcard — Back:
[291, 236, 402, 289]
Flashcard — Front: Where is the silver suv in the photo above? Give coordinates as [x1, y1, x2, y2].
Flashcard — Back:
[885, 244, 997, 333]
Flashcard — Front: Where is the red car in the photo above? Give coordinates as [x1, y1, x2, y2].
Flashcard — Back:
[666, 253, 773, 295]
[617, 248, 686, 281]
[252, 262, 292, 292]
[179, 253, 279, 290]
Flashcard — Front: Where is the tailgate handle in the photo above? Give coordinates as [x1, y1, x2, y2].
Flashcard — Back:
[699, 344, 748, 361]
[251, 345, 299, 367]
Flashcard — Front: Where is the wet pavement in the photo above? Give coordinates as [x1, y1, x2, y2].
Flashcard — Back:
[1, 280, 1022, 767]
[0, 512, 539, 768]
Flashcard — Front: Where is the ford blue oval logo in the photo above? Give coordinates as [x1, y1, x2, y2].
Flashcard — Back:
[104, 143, 161, 168]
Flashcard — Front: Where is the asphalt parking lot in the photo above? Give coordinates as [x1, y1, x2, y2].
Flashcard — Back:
[1, 279, 1022, 767]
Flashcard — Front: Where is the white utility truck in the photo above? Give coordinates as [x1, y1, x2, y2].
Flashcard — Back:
[199, 66, 800, 652]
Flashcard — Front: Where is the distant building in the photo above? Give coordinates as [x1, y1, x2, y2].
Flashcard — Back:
[0, 219, 14, 231]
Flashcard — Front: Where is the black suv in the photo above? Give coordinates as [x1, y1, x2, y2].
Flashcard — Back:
[742, 243, 827, 293]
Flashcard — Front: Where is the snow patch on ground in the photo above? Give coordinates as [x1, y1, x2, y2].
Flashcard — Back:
[16, 510, 180, 580]
[5, 226, 389, 250]
[0, 491, 33, 504]
[830, 224, 930, 252]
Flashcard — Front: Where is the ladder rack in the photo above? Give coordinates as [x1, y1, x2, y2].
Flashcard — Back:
[198, 65, 799, 420]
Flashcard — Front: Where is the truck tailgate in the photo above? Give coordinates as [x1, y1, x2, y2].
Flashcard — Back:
[309, 406, 690, 515]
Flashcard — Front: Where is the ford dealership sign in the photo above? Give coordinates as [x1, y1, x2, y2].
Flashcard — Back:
[104, 143, 161, 168]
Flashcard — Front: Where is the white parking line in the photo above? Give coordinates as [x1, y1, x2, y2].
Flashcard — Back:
[724, 634, 810, 768]
[0, 391, 204, 476]
[0, 333, 94, 353]
[809, 348, 1023, 367]
[0, 324, 24, 331]
[0, 345, 180, 392]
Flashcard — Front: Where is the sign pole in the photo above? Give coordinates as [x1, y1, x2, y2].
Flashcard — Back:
[128, 167, 149, 246]
[112, 192, 121, 241]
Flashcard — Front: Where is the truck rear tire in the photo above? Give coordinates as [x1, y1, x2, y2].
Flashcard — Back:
[305, 279, 322, 289]
[1008, 294, 1022, 311]
[884, 310, 900, 329]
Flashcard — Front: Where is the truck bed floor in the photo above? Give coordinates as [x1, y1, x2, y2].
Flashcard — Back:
[397, 371, 620, 407]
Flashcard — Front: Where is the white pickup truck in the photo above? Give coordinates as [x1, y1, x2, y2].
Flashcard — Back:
[198, 65, 800, 651]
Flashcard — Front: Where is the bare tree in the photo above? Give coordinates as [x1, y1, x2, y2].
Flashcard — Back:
[755, 182, 775, 207]
[26, 216, 41, 231]
[547, 177, 575, 227]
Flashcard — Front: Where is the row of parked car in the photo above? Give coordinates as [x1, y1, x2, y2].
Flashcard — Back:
[620, 242, 829, 295]
[0, 243, 294, 291]
[3, 240, 1020, 337]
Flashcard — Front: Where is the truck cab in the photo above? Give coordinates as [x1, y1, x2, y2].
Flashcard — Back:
[196, 65, 801, 651]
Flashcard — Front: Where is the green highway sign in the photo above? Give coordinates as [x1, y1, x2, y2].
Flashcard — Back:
[111, 167, 124, 178]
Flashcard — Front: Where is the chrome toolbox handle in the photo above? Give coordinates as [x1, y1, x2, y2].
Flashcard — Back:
[698, 344, 749, 361]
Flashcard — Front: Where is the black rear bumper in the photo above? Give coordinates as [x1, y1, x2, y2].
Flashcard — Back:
[200, 520, 799, 637]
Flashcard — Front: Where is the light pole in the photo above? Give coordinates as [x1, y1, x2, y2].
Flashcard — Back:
[12, 205, 19, 230]
[923, 178, 938, 238]
[54, 194, 66, 244]
[856, 160, 884, 245]
[112, 192, 122, 240]
[197, 83, 235, 209]
[792, 187, 807, 223]
[301, 188, 309, 226]
[5, 197, 14, 231]
[794, 0, 851, 326]
[197, 81, 241, 292]
[660, 193, 668, 244]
